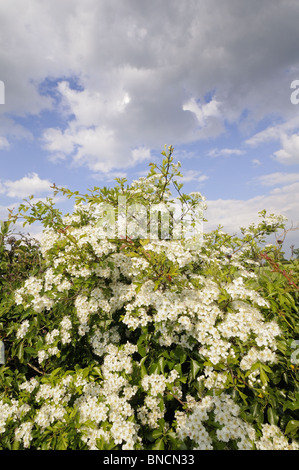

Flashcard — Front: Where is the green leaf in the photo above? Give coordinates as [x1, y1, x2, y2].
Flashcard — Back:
[237, 389, 248, 403]
[285, 420, 299, 435]
[24, 346, 36, 355]
[140, 356, 148, 378]
[245, 362, 260, 376]
[137, 340, 147, 358]
[56, 435, 68, 450]
[267, 407, 279, 425]
[190, 358, 201, 380]
[260, 363, 272, 374]
[17, 342, 24, 361]
[157, 356, 165, 374]
[283, 400, 299, 412]
[149, 362, 159, 374]
[12, 439, 20, 450]
[92, 366, 103, 378]
[251, 402, 264, 424]
[152, 438, 164, 450]
[172, 347, 187, 364]
[154, 280, 160, 291]
[260, 367, 269, 386]
[152, 429, 163, 439]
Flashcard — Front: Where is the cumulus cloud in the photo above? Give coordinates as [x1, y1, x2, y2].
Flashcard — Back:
[179, 169, 209, 184]
[207, 172, 299, 240]
[0, 0, 299, 171]
[207, 148, 245, 158]
[273, 133, 299, 165]
[0, 136, 9, 149]
[182, 97, 221, 127]
[257, 172, 299, 186]
[0, 173, 53, 199]
[205, 182, 299, 237]
[245, 116, 299, 167]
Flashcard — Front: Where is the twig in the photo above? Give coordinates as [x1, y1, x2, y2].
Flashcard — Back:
[27, 362, 44, 375]
[259, 252, 299, 289]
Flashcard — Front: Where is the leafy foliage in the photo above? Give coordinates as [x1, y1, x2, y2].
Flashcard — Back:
[0, 146, 298, 450]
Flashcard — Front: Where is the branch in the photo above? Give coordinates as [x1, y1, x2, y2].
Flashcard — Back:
[259, 252, 299, 289]
[27, 362, 44, 375]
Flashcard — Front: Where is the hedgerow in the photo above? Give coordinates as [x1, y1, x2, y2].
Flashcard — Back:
[0, 146, 298, 450]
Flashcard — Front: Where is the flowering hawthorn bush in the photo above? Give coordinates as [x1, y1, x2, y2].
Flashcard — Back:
[0, 146, 298, 450]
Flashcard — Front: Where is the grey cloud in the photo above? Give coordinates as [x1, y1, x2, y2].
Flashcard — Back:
[1, 0, 299, 169]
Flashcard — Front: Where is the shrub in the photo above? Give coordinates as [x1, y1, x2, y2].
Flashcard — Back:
[0, 146, 298, 450]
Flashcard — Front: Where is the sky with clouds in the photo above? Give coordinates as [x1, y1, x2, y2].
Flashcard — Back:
[0, 0, 299, 254]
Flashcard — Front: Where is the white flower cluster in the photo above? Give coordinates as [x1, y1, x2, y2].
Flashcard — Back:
[74, 287, 111, 334]
[34, 403, 66, 430]
[45, 328, 59, 345]
[256, 424, 299, 450]
[16, 320, 30, 339]
[15, 275, 54, 313]
[176, 393, 299, 450]
[75, 343, 140, 450]
[90, 326, 120, 357]
[14, 421, 33, 448]
[137, 371, 180, 429]
[225, 276, 269, 307]
[13, 200, 282, 396]
[218, 301, 277, 343]
[137, 395, 165, 430]
[141, 240, 197, 268]
[18, 375, 71, 433]
[13, 343, 141, 449]
[175, 393, 255, 450]
[264, 214, 288, 227]
[6, 177, 295, 450]
[0, 399, 30, 434]
[121, 272, 280, 389]
[141, 370, 179, 396]
[198, 367, 228, 391]
[35, 379, 72, 405]
[36, 317, 73, 364]
[0, 400, 17, 433]
[19, 377, 39, 393]
[39, 228, 60, 257]
[240, 346, 277, 372]
[60, 316, 72, 344]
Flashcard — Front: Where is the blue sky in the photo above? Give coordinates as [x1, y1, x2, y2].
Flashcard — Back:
[0, 0, 299, 255]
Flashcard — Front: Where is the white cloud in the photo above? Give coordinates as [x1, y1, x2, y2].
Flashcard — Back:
[90, 170, 128, 183]
[205, 181, 299, 239]
[182, 97, 221, 127]
[0, 136, 9, 149]
[180, 169, 209, 184]
[42, 128, 76, 159]
[245, 115, 299, 148]
[1, 0, 299, 168]
[207, 148, 245, 158]
[0, 173, 53, 198]
[245, 127, 281, 147]
[257, 172, 299, 186]
[245, 117, 299, 166]
[273, 133, 299, 165]
[131, 147, 151, 163]
[41, 80, 153, 172]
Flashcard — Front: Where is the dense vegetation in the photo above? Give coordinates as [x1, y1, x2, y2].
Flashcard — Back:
[0, 146, 298, 450]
